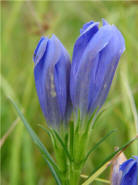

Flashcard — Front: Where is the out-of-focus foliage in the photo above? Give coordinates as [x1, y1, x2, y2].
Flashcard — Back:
[1, 1, 138, 185]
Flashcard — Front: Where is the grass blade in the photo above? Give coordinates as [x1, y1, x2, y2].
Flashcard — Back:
[42, 157, 61, 185]
[83, 129, 117, 163]
[92, 108, 108, 129]
[82, 136, 138, 185]
[37, 124, 51, 137]
[38, 124, 57, 149]
[123, 74, 138, 134]
[9, 97, 62, 185]
[82, 161, 111, 185]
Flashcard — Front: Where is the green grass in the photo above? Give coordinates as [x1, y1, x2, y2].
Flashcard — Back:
[1, 1, 138, 185]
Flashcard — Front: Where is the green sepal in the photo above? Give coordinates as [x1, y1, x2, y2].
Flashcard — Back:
[53, 129, 72, 161]
[69, 121, 74, 159]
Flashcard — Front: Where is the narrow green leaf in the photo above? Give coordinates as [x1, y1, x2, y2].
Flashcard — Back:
[9, 97, 62, 185]
[81, 175, 110, 184]
[9, 97, 55, 166]
[92, 108, 108, 129]
[53, 129, 72, 161]
[37, 124, 57, 148]
[69, 121, 74, 157]
[82, 161, 111, 185]
[123, 74, 138, 133]
[82, 136, 137, 185]
[37, 124, 51, 137]
[75, 109, 81, 133]
[89, 136, 137, 177]
[83, 129, 117, 163]
[65, 132, 69, 148]
[85, 108, 98, 132]
[95, 177, 110, 184]
[43, 156, 62, 185]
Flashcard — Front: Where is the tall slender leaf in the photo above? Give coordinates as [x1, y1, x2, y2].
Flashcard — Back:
[9, 97, 62, 185]
[38, 124, 57, 149]
[83, 129, 117, 163]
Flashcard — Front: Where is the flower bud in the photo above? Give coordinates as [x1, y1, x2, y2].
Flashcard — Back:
[33, 35, 71, 126]
[70, 19, 125, 119]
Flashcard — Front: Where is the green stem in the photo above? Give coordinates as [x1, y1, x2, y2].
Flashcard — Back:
[69, 163, 81, 185]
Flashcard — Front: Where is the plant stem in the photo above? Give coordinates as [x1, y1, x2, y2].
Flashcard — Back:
[69, 162, 81, 185]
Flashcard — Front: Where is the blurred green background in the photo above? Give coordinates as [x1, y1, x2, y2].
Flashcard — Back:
[1, 1, 138, 185]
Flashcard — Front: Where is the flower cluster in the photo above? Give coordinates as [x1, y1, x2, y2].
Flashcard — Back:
[33, 19, 125, 127]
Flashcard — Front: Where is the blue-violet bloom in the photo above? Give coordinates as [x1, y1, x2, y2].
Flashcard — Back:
[119, 156, 138, 185]
[70, 19, 125, 119]
[33, 35, 71, 126]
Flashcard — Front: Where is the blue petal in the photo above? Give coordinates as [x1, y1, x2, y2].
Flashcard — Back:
[80, 21, 94, 34]
[33, 36, 48, 65]
[102, 18, 109, 26]
[70, 24, 114, 116]
[70, 21, 99, 113]
[54, 49, 71, 117]
[34, 35, 71, 126]
[88, 25, 125, 113]
[120, 159, 138, 185]
[120, 159, 135, 174]
[71, 22, 99, 76]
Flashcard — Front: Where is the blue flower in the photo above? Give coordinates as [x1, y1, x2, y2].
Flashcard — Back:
[70, 19, 125, 119]
[119, 156, 138, 185]
[33, 35, 71, 126]
[33, 19, 125, 125]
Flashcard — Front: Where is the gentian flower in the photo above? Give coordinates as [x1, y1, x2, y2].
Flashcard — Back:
[70, 19, 125, 119]
[33, 35, 71, 126]
[119, 156, 138, 185]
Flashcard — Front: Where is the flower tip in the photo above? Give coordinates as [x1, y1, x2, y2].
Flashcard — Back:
[80, 20, 95, 34]
[50, 34, 62, 46]
[51, 34, 57, 40]
[102, 18, 109, 26]
[133, 156, 138, 162]
[33, 36, 48, 65]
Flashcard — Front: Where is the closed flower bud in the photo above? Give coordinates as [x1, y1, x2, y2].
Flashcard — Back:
[119, 156, 138, 185]
[70, 19, 125, 119]
[33, 35, 71, 126]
